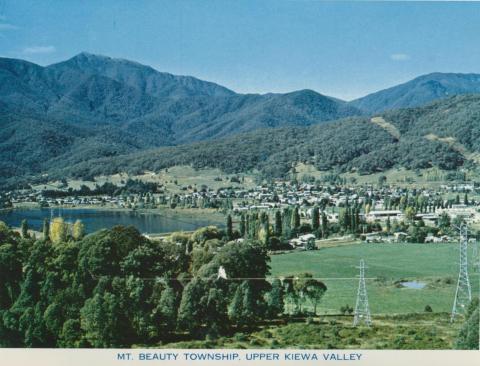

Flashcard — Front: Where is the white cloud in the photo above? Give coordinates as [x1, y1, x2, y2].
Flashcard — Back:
[22, 45, 56, 54]
[390, 53, 410, 61]
[0, 22, 18, 30]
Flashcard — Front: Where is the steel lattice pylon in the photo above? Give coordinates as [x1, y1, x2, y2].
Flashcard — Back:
[451, 224, 472, 322]
[353, 259, 372, 327]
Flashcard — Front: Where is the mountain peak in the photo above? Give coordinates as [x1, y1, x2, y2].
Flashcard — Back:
[62, 52, 120, 68]
[52, 52, 155, 74]
[76, 51, 100, 57]
[350, 72, 480, 113]
[46, 52, 235, 99]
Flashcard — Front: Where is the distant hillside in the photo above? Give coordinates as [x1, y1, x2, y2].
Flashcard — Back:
[0, 53, 362, 186]
[47, 95, 479, 183]
[350, 73, 480, 113]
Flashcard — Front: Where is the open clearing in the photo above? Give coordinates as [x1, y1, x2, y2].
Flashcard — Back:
[371, 116, 401, 140]
[32, 166, 258, 194]
[293, 163, 480, 189]
[270, 243, 480, 315]
[425, 133, 480, 164]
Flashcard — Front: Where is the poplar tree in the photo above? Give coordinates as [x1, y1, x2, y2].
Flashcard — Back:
[42, 218, 50, 241]
[226, 214, 233, 240]
[282, 208, 292, 239]
[274, 211, 282, 237]
[311, 206, 320, 231]
[321, 212, 329, 238]
[50, 217, 68, 243]
[292, 207, 300, 229]
[258, 212, 270, 246]
[72, 220, 85, 241]
[239, 214, 246, 237]
[21, 219, 29, 239]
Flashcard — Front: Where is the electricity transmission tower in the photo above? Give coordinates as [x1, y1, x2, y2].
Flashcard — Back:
[451, 224, 472, 322]
[353, 259, 372, 327]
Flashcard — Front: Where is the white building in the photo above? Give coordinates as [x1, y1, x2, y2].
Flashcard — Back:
[366, 210, 403, 222]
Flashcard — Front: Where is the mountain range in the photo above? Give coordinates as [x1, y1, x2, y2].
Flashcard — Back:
[1, 52, 480, 187]
[53, 94, 480, 182]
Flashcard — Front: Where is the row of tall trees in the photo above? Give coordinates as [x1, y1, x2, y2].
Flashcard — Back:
[20, 218, 85, 243]
[235, 206, 330, 249]
[338, 207, 361, 234]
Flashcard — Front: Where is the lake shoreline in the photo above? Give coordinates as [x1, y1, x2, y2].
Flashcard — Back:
[11, 203, 225, 222]
[1, 205, 226, 235]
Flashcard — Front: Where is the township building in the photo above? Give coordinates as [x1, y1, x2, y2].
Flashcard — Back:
[365, 210, 404, 222]
[436, 204, 480, 224]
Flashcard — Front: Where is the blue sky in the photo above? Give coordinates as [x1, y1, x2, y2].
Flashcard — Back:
[1, 1, 480, 100]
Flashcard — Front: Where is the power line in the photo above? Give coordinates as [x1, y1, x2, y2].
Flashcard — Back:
[89, 272, 379, 282]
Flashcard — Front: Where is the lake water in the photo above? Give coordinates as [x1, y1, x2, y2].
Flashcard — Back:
[400, 281, 426, 289]
[0, 208, 219, 234]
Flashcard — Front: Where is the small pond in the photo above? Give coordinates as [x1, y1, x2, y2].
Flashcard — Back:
[400, 281, 426, 289]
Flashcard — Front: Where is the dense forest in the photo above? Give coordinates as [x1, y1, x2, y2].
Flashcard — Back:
[0, 221, 330, 347]
[28, 94, 476, 185]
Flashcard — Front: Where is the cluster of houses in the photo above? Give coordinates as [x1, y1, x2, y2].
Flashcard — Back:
[365, 205, 480, 225]
[3, 179, 480, 247]
[7, 194, 127, 208]
[362, 231, 452, 244]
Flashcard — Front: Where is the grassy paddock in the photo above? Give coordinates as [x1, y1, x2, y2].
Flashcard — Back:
[295, 163, 480, 189]
[270, 243, 480, 314]
[31, 166, 258, 194]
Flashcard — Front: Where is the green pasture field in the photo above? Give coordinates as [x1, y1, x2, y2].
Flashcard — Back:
[31, 165, 258, 194]
[270, 243, 480, 315]
[294, 163, 480, 190]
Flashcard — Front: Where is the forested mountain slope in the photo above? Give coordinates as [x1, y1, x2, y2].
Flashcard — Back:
[350, 72, 480, 113]
[48, 95, 479, 183]
[0, 53, 361, 185]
